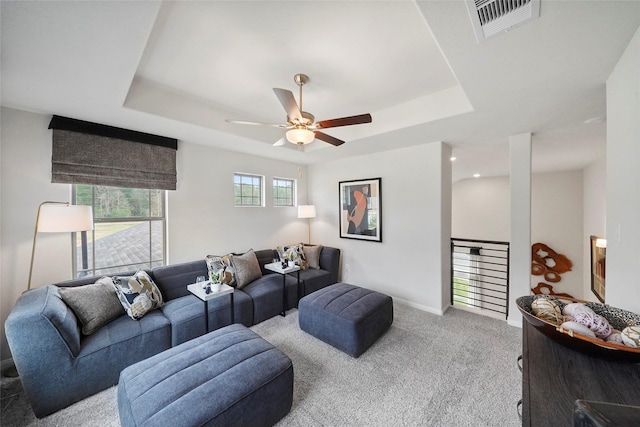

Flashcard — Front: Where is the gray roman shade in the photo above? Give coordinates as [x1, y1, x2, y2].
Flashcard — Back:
[49, 116, 178, 190]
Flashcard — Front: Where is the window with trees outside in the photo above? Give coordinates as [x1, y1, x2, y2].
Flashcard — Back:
[234, 173, 263, 206]
[73, 185, 166, 278]
[273, 177, 295, 207]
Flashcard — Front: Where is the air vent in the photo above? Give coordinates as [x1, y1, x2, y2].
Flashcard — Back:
[466, 0, 540, 42]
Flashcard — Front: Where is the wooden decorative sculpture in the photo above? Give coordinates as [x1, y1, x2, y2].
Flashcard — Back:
[531, 243, 575, 299]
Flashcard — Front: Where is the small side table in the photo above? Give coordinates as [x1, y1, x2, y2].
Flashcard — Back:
[264, 262, 300, 316]
[187, 282, 234, 332]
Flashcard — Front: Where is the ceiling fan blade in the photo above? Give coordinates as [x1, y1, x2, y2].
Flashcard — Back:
[315, 131, 344, 146]
[273, 88, 302, 121]
[273, 137, 287, 146]
[316, 113, 372, 129]
[225, 119, 288, 128]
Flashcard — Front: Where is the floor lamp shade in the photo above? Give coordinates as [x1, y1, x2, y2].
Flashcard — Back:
[298, 205, 316, 244]
[28, 202, 94, 290]
[298, 205, 316, 219]
[37, 204, 94, 232]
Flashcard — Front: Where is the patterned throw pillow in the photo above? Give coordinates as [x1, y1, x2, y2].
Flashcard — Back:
[230, 249, 262, 289]
[58, 278, 125, 335]
[205, 254, 236, 286]
[277, 243, 308, 270]
[303, 244, 323, 269]
[111, 270, 164, 320]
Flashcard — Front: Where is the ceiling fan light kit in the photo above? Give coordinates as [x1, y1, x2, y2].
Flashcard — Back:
[227, 73, 372, 148]
[286, 128, 315, 145]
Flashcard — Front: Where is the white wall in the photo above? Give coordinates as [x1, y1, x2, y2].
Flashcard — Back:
[0, 107, 309, 362]
[531, 171, 584, 298]
[582, 158, 606, 301]
[308, 142, 452, 314]
[452, 176, 510, 242]
[168, 141, 309, 263]
[605, 26, 640, 314]
[452, 170, 586, 299]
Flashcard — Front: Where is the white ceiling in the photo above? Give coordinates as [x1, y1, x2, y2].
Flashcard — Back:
[2, 1, 639, 182]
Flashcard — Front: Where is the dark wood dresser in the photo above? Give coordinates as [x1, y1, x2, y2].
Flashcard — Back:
[521, 321, 640, 426]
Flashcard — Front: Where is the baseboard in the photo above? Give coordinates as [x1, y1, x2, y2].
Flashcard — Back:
[393, 297, 445, 316]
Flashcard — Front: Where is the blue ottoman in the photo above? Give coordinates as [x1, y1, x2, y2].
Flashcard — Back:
[298, 283, 393, 358]
[117, 323, 293, 427]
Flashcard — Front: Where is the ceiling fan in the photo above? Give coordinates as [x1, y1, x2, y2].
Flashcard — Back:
[226, 73, 372, 147]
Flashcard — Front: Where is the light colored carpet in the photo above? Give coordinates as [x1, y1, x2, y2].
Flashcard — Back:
[1, 303, 522, 426]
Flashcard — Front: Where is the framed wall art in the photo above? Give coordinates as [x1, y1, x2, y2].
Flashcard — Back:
[339, 178, 381, 242]
[590, 235, 606, 303]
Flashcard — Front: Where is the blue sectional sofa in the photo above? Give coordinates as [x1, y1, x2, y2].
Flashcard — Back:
[5, 246, 340, 418]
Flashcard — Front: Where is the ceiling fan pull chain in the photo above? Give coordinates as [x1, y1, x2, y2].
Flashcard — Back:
[299, 80, 303, 113]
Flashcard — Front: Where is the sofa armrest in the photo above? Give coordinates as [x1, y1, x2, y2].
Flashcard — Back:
[5, 285, 82, 417]
[318, 247, 341, 283]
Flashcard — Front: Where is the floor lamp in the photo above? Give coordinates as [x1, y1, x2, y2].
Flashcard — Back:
[28, 201, 94, 290]
[5, 202, 93, 378]
[298, 205, 316, 244]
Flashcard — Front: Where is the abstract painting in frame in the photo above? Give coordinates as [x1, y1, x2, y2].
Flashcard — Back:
[590, 235, 606, 303]
[339, 178, 382, 242]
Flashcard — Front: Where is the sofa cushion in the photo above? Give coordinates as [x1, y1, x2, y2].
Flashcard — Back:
[151, 260, 208, 301]
[242, 275, 285, 324]
[77, 310, 171, 397]
[58, 278, 124, 335]
[231, 249, 262, 289]
[303, 244, 323, 269]
[278, 243, 308, 270]
[112, 271, 164, 320]
[205, 254, 236, 287]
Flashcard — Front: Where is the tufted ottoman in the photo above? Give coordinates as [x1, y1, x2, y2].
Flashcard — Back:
[117, 323, 293, 427]
[298, 283, 393, 358]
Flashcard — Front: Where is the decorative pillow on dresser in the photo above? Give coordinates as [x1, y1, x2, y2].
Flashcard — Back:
[111, 270, 164, 320]
[230, 249, 262, 289]
[303, 244, 323, 269]
[58, 278, 125, 335]
[205, 254, 236, 286]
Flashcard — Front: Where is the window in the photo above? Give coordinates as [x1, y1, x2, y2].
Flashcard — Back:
[273, 177, 295, 206]
[234, 173, 263, 206]
[73, 185, 166, 277]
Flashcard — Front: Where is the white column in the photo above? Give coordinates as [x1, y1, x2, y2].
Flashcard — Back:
[508, 132, 532, 327]
[605, 27, 640, 313]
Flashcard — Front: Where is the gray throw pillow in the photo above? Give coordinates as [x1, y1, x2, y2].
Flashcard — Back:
[58, 278, 124, 335]
[303, 244, 323, 269]
[231, 249, 262, 289]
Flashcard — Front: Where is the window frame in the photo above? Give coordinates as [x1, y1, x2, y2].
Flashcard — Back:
[272, 176, 296, 207]
[234, 172, 265, 207]
[72, 185, 167, 278]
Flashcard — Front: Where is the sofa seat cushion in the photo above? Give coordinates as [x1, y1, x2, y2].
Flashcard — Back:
[117, 324, 293, 427]
[161, 295, 206, 346]
[242, 275, 285, 324]
[77, 310, 171, 395]
[296, 268, 331, 297]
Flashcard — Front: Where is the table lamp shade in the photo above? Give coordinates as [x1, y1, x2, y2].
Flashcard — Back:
[298, 205, 316, 219]
[37, 204, 93, 232]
